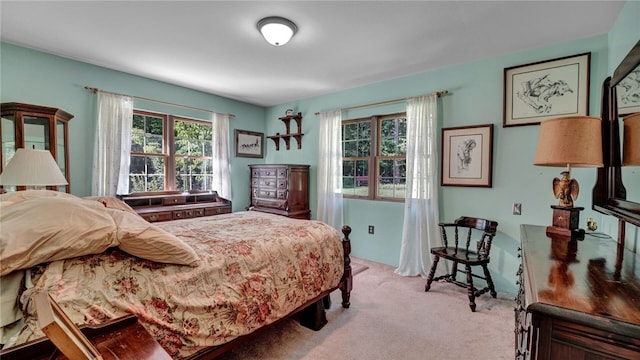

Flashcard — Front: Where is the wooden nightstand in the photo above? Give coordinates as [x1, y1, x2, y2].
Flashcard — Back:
[120, 190, 232, 222]
[0, 315, 171, 360]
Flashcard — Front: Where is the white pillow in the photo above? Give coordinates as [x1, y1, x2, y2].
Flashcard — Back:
[0, 196, 199, 276]
[0, 197, 117, 276]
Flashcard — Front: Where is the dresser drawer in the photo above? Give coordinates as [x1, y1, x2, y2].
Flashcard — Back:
[172, 208, 204, 220]
[256, 168, 279, 177]
[258, 178, 278, 188]
[141, 211, 173, 223]
[254, 198, 287, 210]
[204, 206, 231, 216]
[277, 168, 288, 177]
[258, 189, 278, 198]
[163, 196, 186, 206]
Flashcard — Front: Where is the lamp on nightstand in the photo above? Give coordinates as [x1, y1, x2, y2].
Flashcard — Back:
[534, 116, 603, 239]
[0, 148, 68, 189]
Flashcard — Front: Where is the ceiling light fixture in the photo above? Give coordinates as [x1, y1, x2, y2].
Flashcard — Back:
[257, 16, 297, 46]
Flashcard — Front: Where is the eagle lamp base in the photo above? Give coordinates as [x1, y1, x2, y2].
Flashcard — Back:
[546, 206, 585, 239]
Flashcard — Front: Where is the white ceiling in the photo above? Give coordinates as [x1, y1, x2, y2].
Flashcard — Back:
[0, 1, 625, 107]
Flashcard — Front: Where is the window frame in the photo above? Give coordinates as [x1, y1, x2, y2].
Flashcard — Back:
[129, 109, 214, 193]
[342, 112, 407, 202]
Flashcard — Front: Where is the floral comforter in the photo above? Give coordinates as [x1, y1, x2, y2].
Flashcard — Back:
[12, 211, 344, 358]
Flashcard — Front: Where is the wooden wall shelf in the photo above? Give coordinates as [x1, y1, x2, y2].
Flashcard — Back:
[268, 112, 304, 151]
[267, 133, 304, 150]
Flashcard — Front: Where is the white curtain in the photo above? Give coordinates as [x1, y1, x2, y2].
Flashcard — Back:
[211, 113, 231, 200]
[92, 92, 133, 196]
[395, 94, 440, 276]
[316, 110, 344, 230]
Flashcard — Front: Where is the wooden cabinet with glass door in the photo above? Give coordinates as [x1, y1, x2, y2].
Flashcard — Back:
[1, 103, 74, 192]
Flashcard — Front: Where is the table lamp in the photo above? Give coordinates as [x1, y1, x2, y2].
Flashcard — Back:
[623, 113, 640, 166]
[533, 116, 603, 238]
[0, 148, 68, 190]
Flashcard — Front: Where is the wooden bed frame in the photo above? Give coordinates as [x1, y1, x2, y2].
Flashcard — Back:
[0, 226, 353, 360]
[187, 225, 353, 359]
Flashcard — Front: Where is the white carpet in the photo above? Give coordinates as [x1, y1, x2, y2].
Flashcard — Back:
[219, 257, 515, 360]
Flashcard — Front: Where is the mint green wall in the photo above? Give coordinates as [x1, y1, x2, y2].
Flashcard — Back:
[1, 3, 637, 294]
[0, 42, 266, 211]
[265, 35, 609, 293]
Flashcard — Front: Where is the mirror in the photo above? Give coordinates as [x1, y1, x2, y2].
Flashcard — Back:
[593, 40, 640, 228]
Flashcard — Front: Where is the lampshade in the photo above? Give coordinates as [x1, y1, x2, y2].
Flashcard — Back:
[0, 148, 68, 186]
[534, 116, 603, 168]
[623, 112, 640, 166]
[257, 16, 297, 46]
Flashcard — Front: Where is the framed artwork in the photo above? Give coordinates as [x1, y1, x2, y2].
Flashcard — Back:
[503, 52, 590, 127]
[441, 124, 493, 187]
[234, 129, 264, 158]
[617, 65, 640, 116]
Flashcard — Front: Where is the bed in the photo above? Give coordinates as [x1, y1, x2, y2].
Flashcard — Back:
[0, 190, 352, 359]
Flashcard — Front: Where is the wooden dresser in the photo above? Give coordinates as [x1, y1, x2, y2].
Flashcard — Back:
[249, 164, 310, 219]
[515, 225, 640, 359]
[119, 191, 231, 222]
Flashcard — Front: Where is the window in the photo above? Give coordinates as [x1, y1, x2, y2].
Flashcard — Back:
[129, 110, 213, 193]
[342, 113, 407, 200]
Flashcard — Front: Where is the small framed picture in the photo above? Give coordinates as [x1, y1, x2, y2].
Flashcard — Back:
[617, 65, 640, 116]
[234, 129, 264, 158]
[503, 52, 591, 127]
[441, 124, 493, 187]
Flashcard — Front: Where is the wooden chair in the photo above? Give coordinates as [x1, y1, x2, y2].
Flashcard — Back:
[424, 216, 499, 312]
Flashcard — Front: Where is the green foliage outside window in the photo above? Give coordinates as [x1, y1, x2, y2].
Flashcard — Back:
[342, 114, 407, 200]
[129, 112, 213, 193]
[174, 119, 213, 192]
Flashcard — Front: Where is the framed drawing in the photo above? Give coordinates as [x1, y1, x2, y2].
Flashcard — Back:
[503, 52, 590, 127]
[234, 129, 264, 158]
[617, 65, 640, 115]
[441, 124, 493, 187]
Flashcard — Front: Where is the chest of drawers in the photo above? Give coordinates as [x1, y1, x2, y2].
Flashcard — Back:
[515, 225, 640, 359]
[249, 164, 310, 219]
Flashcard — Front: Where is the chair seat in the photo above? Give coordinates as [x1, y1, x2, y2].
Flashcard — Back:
[430, 246, 490, 265]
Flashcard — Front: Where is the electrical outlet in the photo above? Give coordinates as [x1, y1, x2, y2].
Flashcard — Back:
[368, 225, 374, 234]
[513, 203, 522, 215]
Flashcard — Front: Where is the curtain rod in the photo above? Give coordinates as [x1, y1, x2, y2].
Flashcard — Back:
[314, 90, 449, 115]
[84, 86, 236, 118]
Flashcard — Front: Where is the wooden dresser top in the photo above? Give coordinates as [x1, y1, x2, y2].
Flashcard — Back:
[520, 225, 640, 331]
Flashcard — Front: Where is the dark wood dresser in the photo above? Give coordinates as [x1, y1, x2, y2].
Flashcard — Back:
[120, 191, 231, 222]
[515, 225, 640, 359]
[249, 164, 310, 219]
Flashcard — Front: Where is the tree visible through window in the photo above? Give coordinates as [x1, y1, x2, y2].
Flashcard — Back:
[129, 110, 213, 193]
[342, 113, 407, 200]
